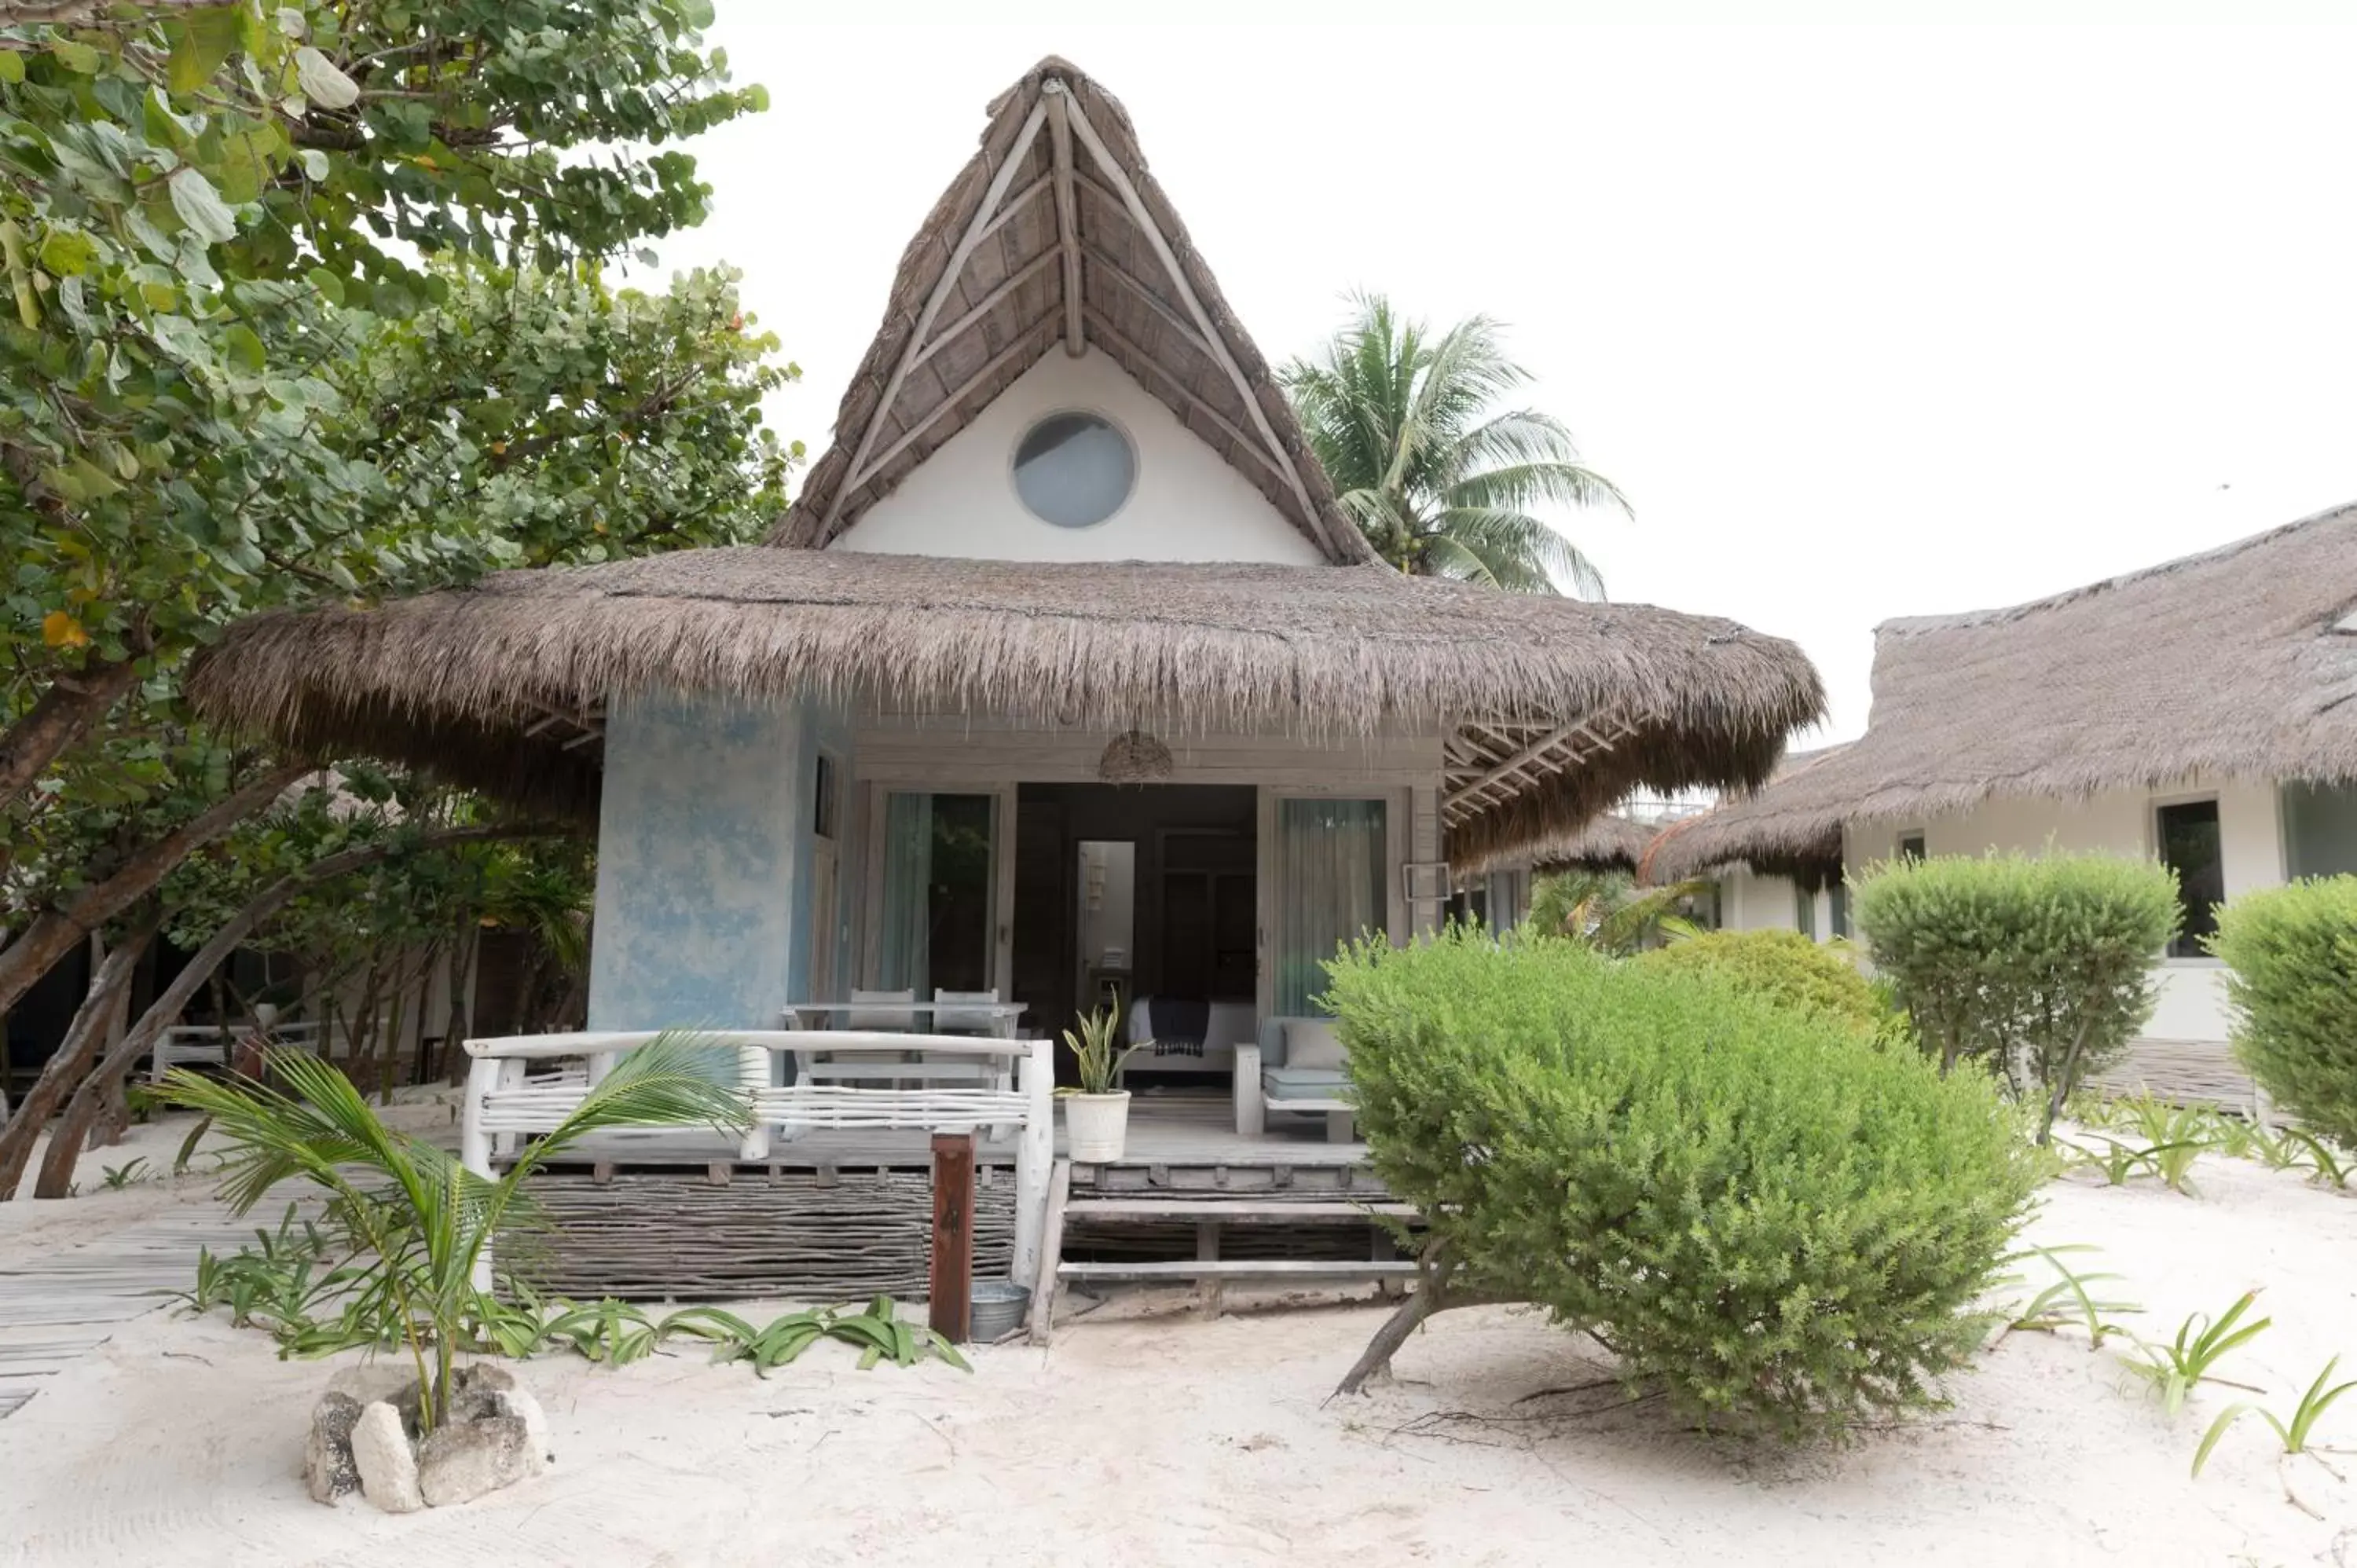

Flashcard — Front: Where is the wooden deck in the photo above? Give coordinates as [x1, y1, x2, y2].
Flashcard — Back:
[2091, 1037, 2257, 1109]
[0, 1199, 260, 1422]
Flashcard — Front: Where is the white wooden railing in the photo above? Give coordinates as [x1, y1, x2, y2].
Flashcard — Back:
[458, 1030, 1056, 1291]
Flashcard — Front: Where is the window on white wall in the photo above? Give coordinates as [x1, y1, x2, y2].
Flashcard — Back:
[1898, 832, 1926, 863]
[2156, 799, 2224, 958]
[1794, 885, 1817, 940]
[2283, 780, 2357, 879]
[1012, 411, 1135, 528]
[1828, 882, 1849, 939]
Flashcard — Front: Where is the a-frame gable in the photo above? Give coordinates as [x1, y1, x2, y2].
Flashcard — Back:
[775, 57, 1373, 565]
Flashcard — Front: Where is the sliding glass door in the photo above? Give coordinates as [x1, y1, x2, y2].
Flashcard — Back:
[877, 792, 997, 995]
[1274, 797, 1387, 1016]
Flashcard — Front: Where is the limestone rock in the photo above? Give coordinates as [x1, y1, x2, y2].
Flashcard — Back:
[493, 1380, 553, 1474]
[326, 1365, 413, 1408]
[302, 1391, 364, 1504]
[350, 1400, 423, 1515]
[416, 1413, 537, 1508]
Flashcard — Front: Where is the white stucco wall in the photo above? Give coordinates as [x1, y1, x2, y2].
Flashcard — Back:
[830, 347, 1326, 565]
[1838, 778, 2287, 1046]
[1717, 867, 1813, 936]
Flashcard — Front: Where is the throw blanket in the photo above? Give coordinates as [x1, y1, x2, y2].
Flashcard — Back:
[1145, 995, 1210, 1057]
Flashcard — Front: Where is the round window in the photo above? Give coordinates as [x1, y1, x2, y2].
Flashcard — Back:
[1012, 411, 1135, 529]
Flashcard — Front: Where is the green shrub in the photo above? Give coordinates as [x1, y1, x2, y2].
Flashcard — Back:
[1850, 852, 2178, 1131]
[1326, 930, 2036, 1442]
[1635, 929, 1886, 1035]
[2210, 877, 2357, 1151]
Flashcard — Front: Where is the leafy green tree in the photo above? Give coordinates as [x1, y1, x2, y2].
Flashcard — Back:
[1283, 294, 1626, 595]
[0, 261, 794, 1024]
[0, 0, 766, 807]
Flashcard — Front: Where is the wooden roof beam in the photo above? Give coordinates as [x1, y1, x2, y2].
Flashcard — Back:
[1059, 93, 1341, 558]
[1445, 710, 1626, 812]
[1080, 307, 1285, 482]
[823, 99, 1050, 530]
[845, 313, 1060, 494]
[1083, 245, 1216, 361]
[1043, 82, 1086, 358]
[911, 248, 1061, 373]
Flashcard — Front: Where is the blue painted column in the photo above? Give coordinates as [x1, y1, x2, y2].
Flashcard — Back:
[587, 694, 806, 1037]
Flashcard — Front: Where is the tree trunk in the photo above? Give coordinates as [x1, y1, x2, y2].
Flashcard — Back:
[0, 917, 156, 1200]
[0, 654, 145, 819]
[0, 762, 310, 1020]
[93, 824, 553, 1124]
[437, 924, 479, 1083]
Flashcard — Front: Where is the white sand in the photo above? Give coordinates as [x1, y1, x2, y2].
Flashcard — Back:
[2, 1153, 2353, 1567]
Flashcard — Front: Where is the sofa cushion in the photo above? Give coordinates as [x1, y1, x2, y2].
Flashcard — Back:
[1284, 1020, 1347, 1071]
[1263, 1064, 1351, 1102]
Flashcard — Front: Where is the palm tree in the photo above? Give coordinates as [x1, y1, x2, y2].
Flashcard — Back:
[1527, 868, 1714, 956]
[1284, 295, 1628, 595]
[163, 1035, 746, 1430]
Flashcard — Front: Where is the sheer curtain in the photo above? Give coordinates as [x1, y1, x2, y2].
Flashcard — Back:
[1276, 798, 1387, 1017]
[878, 793, 933, 992]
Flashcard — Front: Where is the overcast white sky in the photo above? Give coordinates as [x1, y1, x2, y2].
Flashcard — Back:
[645, 15, 2357, 742]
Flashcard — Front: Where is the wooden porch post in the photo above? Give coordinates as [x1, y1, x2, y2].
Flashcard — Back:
[929, 1130, 977, 1343]
[460, 1051, 500, 1291]
[1012, 1035, 1054, 1287]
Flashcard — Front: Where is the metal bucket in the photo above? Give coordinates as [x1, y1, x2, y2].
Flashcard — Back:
[967, 1280, 1032, 1343]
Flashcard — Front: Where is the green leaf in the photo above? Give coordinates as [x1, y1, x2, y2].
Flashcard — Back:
[223, 324, 266, 374]
[0, 51, 24, 86]
[37, 227, 97, 277]
[293, 46, 359, 110]
[167, 167, 239, 245]
[51, 40, 103, 75]
[305, 266, 344, 306]
[168, 8, 244, 95]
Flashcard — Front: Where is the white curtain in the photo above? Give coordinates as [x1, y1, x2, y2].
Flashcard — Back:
[878, 793, 933, 992]
[1277, 798, 1387, 1017]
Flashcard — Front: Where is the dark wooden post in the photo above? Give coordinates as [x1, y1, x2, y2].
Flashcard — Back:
[929, 1130, 976, 1343]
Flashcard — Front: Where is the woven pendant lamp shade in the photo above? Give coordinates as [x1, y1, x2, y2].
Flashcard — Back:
[1097, 729, 1174, 785]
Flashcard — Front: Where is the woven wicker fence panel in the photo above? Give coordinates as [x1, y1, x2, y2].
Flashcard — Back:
[506, 1171, 1016, 1303]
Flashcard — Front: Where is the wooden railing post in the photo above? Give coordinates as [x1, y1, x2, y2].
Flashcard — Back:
[1012, 1035, 1054, 1288]
[929, 1130, 976, 1343]
[737, 1039, 772, 1161]
[460, 1050, 501, 1291]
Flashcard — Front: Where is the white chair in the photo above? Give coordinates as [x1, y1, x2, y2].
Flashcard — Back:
[797, 987, 918, 1088]
[931, 987, 1014, 1137]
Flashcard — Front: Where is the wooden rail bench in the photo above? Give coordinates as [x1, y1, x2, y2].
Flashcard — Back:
[1026, 1161, 1420, 1342]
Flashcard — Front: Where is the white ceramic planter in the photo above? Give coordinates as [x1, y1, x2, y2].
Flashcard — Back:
[1064, 1091, 1131, 1162]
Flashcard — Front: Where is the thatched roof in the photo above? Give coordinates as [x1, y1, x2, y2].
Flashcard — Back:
[1644, 501, 2357, 881]
[1524, 811, 1659, 874]
[1644, 746, 1851, 889]
[776, 57, 1373, 566]
[191, 550, 1824, 867]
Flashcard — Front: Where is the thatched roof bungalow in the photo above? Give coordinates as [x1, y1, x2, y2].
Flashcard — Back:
[193, 57, 1822, 1075]
[1647, 504, 2357, 1065]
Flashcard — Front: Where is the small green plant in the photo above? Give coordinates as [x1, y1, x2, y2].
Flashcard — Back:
[2143, 1139, 2210, 1196]
[1633, 929, 1888, 1037]
[685, 1299, 970, 1375]
[539, 1298, 662, 1365]
[2002, 1244, 2138, 1347]
[1059, 1006, 1140, 1096]
[2126, 1291, 2271, 1416]
[2194, 1356, 2357, 1477]
[2278, 1127, 2352, 1189]
[99, 1158, 151, 1189]
[2066, 1134, 2163, 1188]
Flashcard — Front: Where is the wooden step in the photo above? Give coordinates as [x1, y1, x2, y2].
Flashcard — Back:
[1063, 1200, 1416, 1225]
[1056, 1258, 1417, 1283]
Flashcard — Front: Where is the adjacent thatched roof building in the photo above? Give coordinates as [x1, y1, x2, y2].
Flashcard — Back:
[1644, 503, 2357, 881]
[1644, 746, 1851, 888]
[188, 57, 1827, 872]
[1524, 811, 1659, 874]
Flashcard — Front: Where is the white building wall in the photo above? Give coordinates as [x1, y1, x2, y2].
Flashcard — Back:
[1717, 867, 1809, 935]
[1838, 778, 2286, 1046]
[830, 348, 1326, 566]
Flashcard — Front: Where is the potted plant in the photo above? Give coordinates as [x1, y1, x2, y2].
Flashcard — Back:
[1058, 1006, 1143, 1162]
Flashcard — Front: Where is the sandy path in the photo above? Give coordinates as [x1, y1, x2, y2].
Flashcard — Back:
[1, 1155, 2352, 1566]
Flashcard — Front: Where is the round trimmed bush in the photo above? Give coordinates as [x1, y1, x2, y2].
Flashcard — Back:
[2211, 877, 2357, 1151]
[1635, 929, 1886, 1036]
[1326, 929, 2036, 1441]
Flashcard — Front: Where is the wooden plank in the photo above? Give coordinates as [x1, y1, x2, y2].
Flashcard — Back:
[1195, 1220, 1224, 1320]
[1056, 1259, 1418, 1282]
[1044, 82, 1085, 357]
[929, 1131, 976, 1343]
[1025, 1157, 1073, 1346]
[1063, 1200, 1415, 1223]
